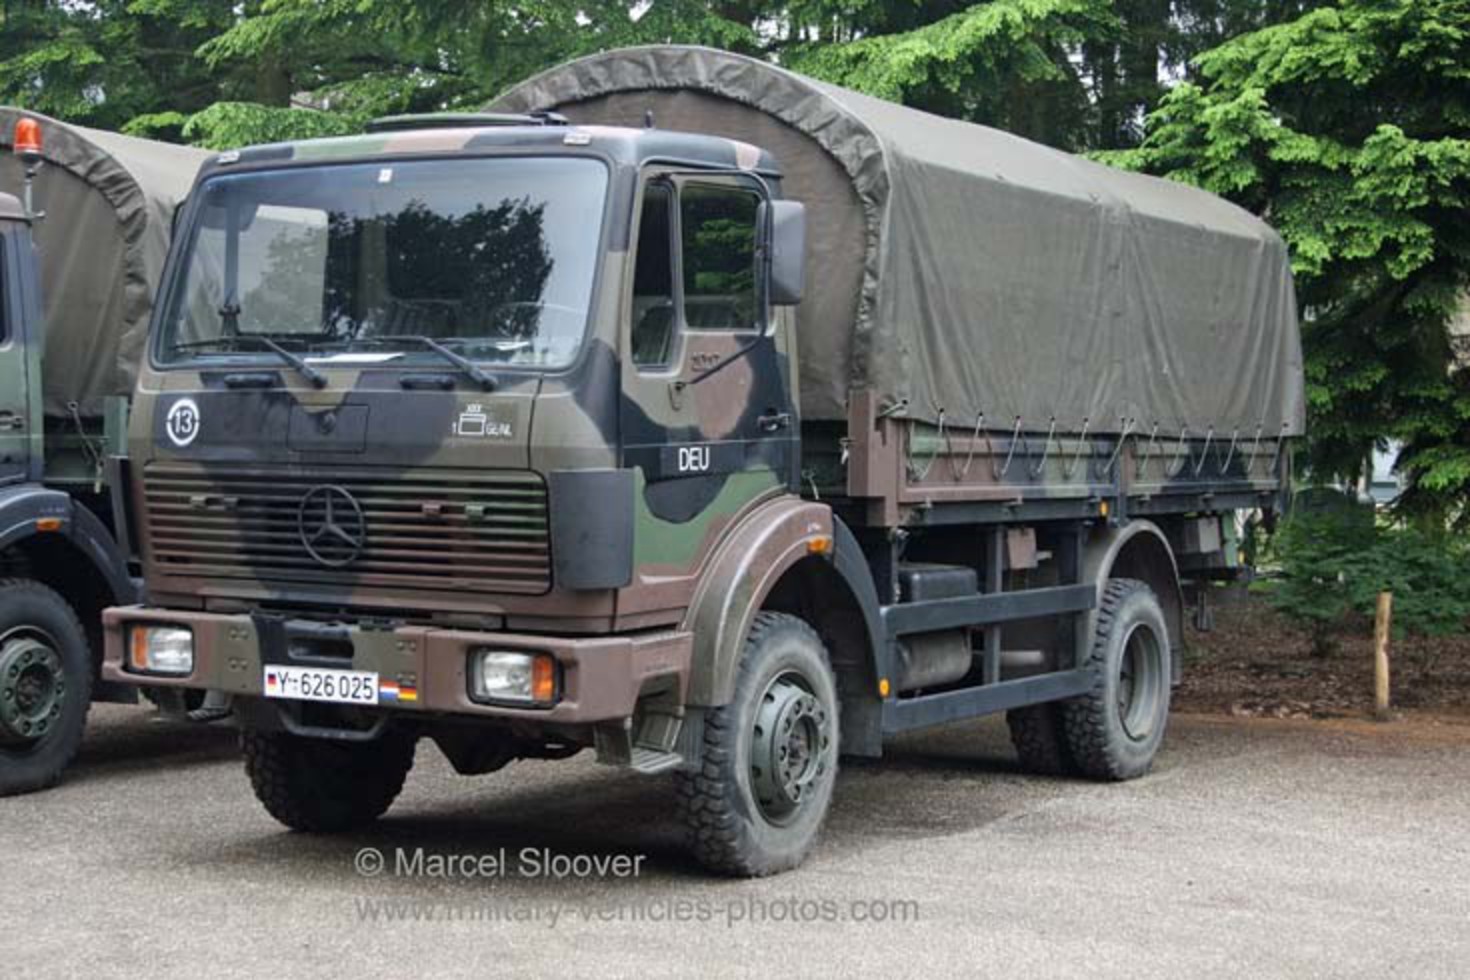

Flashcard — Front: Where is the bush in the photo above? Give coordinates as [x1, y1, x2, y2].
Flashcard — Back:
[1257, 506, 1470, 643]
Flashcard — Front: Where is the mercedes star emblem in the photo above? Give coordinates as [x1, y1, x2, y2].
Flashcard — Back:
[297, 484, 366, 567]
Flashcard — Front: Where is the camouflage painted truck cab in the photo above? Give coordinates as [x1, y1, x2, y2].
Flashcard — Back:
[102, 47, 1303, 876]
[0, 114, 206, 796]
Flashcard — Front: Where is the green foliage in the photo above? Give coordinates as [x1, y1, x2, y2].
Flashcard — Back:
[0, 1, 237, 130]
[787, 0, 1118, 147]
[2, 0, 1466, 521]
[3, 2, 1324, 154]
[122, 111, 190, 142]
[1259, 507, 1470, 639]
[1106, 0, 1470, 518]
[179, 102, 361, 149]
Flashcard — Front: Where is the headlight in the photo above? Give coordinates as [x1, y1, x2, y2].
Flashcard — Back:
[470, 650, 556, 705]
[128, 626, 194, 676]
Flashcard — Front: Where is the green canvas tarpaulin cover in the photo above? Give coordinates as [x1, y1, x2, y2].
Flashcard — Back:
[492, 46, 1305, 437]
[0, 108, 208, 417]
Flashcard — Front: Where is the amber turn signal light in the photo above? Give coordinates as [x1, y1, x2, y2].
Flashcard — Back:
[531, 654, 556, 704]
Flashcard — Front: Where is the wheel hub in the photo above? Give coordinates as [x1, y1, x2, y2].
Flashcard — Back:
[0, 632, 65, 746]
[750, 672, 833, 823]
[1116, 624, 1163, 742]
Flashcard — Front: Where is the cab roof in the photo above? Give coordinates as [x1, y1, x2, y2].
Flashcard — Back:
[203, 121, 781, 179]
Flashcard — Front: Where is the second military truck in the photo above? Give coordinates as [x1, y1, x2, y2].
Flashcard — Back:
[102, 46, 1302, 875]
[1, 111, 205, 795]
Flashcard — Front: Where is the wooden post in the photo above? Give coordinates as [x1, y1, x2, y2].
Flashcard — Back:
[1374, 591, 1393, 720]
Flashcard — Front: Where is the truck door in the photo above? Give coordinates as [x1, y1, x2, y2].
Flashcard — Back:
[619, 175, 798, 528]
[0, 222, 40, 486]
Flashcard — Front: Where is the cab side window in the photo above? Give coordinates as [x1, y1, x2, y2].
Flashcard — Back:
[680, 185, 760, 332]
[630, 184, 675, 368]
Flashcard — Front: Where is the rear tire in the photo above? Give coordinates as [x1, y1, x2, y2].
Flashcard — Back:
[242, 729, 416, 832]
[1062, 578, 1172, 780]
[1006, 702, 1077, 775]
[0, 579, 93, 797]
[675, 612, 839, 877]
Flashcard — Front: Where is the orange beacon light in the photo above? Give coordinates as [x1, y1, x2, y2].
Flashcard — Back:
[11, 116, 45, 219]
[13, 116, 42, 159]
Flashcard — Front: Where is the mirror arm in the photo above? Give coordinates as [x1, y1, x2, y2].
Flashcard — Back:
[672, 333, 772, 394]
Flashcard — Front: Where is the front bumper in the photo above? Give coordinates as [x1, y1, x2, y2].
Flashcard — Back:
[101, 605, 691, 724]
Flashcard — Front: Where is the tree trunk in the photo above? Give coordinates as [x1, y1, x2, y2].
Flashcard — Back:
[255, 55, 291, 107]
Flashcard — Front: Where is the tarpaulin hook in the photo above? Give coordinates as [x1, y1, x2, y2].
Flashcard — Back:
[68, 400, 106, 493]
[994, 416, 1024, 480]
[950, 411, 986, 481]
[877, 399, 909, 420]
[907, 409, 946, 482]
[1136, 422, 1160, 480]
[1028, 417, 1058, 479]
[1193, 426, 1215, 476]
[1100, 417, 1135, 477]
[1165, 424, 1191, 478]
[1218, 428, 1240, 474]
[1246, 424, 1266, 475]
[1062, 417, 1091, 480]
[1269, 422, 1289, 475]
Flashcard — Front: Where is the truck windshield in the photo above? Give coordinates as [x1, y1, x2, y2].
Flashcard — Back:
[157, 156, 608, 370]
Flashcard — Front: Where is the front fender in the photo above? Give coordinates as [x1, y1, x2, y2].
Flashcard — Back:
[682, 496, 833, 706]
[0, 484, 135, 604]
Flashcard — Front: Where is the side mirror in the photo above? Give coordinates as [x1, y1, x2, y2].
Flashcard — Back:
[764, 200, 806, 307]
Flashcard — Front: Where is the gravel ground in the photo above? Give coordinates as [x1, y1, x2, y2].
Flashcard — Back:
[2, 704, 1467, 978]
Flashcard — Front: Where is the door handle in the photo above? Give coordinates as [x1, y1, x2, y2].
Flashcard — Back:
[0, 412, 24, 432]
[757, 411, 792, 432]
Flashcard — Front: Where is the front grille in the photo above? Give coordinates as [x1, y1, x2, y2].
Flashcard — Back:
[143, 464, 551, 595]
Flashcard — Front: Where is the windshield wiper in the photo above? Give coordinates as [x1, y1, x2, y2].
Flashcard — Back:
[173, 332, 327, 389]
[341, 335, 496, 391]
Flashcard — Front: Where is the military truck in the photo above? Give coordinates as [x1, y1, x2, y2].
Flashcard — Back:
[100, 46, 1302, 875]
[0, 111, 207, 795]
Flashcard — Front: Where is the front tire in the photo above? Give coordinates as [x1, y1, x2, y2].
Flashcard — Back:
[242, 729, 416, 832]
[675, 612, 839, 877]
[1062, 578, 1172, 780]
[0, 579, 93, 797]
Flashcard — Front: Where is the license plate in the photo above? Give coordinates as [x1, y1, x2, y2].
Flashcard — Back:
[263, 665, 379, 705]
